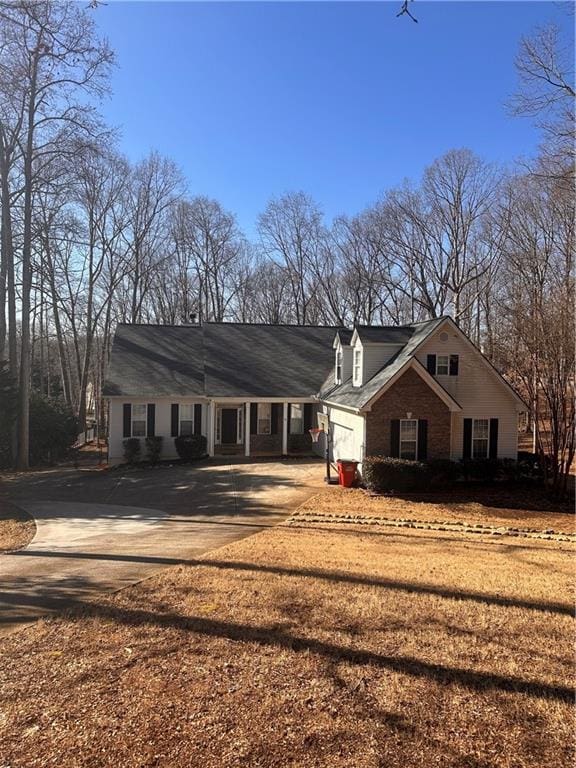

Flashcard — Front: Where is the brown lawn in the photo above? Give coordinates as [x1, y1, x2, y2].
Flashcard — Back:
[0, 509, 573, 768]
[0, 498, 35, 552]
[295, 485, 575, 535]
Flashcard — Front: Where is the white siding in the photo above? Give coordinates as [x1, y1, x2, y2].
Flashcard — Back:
[108, 397, 208, 464]
[416, 322, 522, 459]
[323, 403, 366, 468]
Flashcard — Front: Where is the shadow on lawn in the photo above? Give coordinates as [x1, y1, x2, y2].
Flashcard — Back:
[387, 482, 574, 515]
[2, 553, 571, 630]
[72, 599, 573, 703]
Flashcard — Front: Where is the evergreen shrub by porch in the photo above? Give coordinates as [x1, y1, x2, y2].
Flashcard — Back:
[29, 394, 77, 466]
[0, 361, 17, 468]
[426, 459, 461, 488]
[459, 458, 500, 482]
[174, 434, 207, 461]
[145, 436, 163, 464]
[123, 437, 141, 464]
[363, 456, 430, 493]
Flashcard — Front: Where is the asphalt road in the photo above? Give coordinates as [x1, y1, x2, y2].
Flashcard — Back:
[0, 458, 324, 637]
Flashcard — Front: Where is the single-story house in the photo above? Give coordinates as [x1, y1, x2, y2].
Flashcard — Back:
[103, 317, 525, 469]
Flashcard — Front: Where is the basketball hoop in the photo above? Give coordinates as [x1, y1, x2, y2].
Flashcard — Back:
[309, 427, 323, 443]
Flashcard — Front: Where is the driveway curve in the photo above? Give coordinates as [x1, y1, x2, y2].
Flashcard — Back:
[0, 459, 323, 637]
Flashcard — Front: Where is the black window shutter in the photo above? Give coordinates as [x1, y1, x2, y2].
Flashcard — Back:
[449, 354, 459, 376]
[287, 404, 292, 435]
[194, 404, 202, 435]
[427, 354, 436, 375]
[390, 419, 400, 458]
[271, 403, 280, 435]
[171, 404, 179, 437]
[123, 404, 132, 438]
[303, 404, 313, 432]
[250, 403, 258, 435]
[147, 404, 155, 437]
[463, 418, 472, 459]
[417, 419, 428, 461]
[489, 418, 499, 459]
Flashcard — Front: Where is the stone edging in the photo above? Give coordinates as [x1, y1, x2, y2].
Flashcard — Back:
[287, 510, 576, 543]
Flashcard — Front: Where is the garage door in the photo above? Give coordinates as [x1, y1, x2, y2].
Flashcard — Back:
[331, 423, 355, 461]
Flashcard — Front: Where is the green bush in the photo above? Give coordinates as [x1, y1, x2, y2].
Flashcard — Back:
[363, 456, 430, 493]
[174, 434, 207, 461]
[123, 437, 141, 465]
[459, 458, 500, 482]
[29, 394, 78, 466]
[427, 459, 461, 488]
[145, 436, 163, 464]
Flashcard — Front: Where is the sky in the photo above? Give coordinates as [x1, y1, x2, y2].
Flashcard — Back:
[93, 1, 574, 235]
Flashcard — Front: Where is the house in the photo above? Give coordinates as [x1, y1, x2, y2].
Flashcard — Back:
[103, 317, 525, 469]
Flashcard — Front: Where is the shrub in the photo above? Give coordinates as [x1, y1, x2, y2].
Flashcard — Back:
[427, 459, 461, 488]
[28, 394, 78, 466]
[123, 437, 141, 465]
[174, 434, 207, 461]
[363, 456, 430, 493]
[459, 458, 500, 482]
[0, 361, 17, 468]
[145, 436, 163, 464]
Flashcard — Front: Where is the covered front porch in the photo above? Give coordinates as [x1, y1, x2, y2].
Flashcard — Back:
[207, 399, 317, 458]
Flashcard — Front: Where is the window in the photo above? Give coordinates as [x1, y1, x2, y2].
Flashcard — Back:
[353, 349, 362, 384]
[257, 403, 272, 434]
[400, 419, 418, 460]
[132, 404, 147, 437]
[472, 419, 489, 459]
[436, 355, 449, 375]
[335, 350, 342, 383]
[179, 404, 194, 436]
[290, 403, 304, 434]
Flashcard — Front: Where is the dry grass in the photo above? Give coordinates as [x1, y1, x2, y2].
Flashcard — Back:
[0, 499, 35, 552]
[0, 515, 573, 768]
[296, 485, 575, 534]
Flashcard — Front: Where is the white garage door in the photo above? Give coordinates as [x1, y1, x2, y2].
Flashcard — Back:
[331, 423, 356, 461]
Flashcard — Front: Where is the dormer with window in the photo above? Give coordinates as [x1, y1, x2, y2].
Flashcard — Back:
[333, 332, 353, 384]
[353, 346, 363, 386]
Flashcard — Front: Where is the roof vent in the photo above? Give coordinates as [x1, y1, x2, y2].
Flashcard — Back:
[440, 331, 449, 342]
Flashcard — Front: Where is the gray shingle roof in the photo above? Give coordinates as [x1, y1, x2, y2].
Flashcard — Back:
[102, 324, 205, 397]
[103, 322, 341, 399]
[318, 317, 448, 409]
[354, 326, 415, 344]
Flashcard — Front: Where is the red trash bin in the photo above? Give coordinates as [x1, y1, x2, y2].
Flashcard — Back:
[337, 459, 358, 488]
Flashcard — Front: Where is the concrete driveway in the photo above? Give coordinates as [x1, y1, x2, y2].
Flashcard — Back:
[0, 459, 324, 637]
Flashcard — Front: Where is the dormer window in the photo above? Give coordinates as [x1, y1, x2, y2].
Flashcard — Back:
[353, 349, 362, 385]
[335, 350, 342, 384]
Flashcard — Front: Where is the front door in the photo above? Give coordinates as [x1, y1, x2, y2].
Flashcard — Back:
[221, 408, 238, 444]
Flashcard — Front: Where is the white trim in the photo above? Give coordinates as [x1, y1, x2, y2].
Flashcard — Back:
[282, 402, 288, 455]
[245, 402, 251, 457]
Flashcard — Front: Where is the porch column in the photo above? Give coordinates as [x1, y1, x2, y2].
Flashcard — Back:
[245, 401, 251, 457]
[208, 401, 216, 457]
[282, 401, 288, 456]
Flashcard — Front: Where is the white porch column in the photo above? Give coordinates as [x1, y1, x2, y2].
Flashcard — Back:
[282, 401, 288, 456]
[208, 401, 216, 457]
[245, 402, 251, 457]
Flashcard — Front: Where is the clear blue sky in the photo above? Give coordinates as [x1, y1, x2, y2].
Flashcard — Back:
[93, 1, 573, 234]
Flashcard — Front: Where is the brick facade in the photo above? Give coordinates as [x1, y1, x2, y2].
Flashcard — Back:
[251, 433, 282, 455]
[365, 368, 451, 459]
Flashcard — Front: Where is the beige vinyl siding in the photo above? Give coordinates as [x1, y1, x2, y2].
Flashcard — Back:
[416, 322, 521, 459]
[363, 344, 404, 382]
